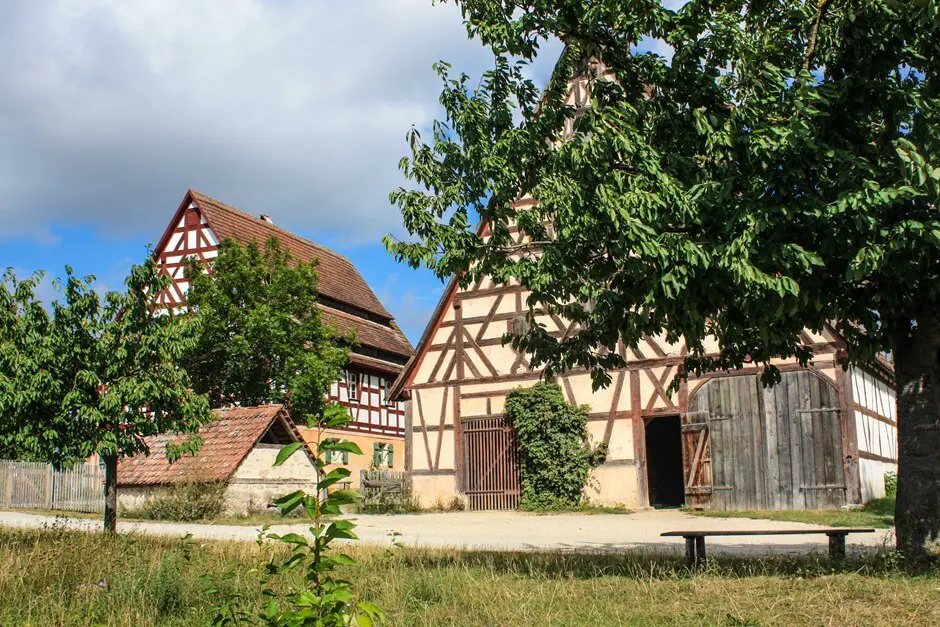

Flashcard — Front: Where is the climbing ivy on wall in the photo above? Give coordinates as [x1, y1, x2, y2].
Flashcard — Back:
[504, 382, 606, 510]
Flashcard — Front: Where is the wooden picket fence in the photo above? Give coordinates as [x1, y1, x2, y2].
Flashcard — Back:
[359, 469, 406, 504]
[0, 461, 105, 513]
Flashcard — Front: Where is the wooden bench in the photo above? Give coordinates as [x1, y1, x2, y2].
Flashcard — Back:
[661, 528, 876, 567]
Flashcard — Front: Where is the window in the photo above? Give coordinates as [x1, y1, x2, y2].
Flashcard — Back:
[372, 443, 394, 468]
[510, 315, 530, 337]
[378, 376, 387, 405]
[346, 370, 359, 400]
[324, 438, 349, 465]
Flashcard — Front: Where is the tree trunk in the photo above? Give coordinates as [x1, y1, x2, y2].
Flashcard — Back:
[103, 453, 118, 534]
[890, 311, 940, 556]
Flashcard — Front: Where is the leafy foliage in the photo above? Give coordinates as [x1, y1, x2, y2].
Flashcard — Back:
[388, 0, 939, 383]
[0, 261, 210, 467]
[182, 238, 350, 421]
[885, 472, 899, 499]
[504, 382, 606, 509]
[123, 481, 227, 522]
[387, 0, 940, 554]
[206, 403, 385, 626]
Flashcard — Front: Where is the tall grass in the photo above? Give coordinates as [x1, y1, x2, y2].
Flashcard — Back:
[0, 526, 937, 625]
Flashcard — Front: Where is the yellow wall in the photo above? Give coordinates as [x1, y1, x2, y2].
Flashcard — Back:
[299, 427, 404, 489]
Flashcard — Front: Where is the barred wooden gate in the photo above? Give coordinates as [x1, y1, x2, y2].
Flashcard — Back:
[462, 417, 521, 510]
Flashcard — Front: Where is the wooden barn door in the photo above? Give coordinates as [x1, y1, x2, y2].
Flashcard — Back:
[462, 417, 521, 510]
[764, 370, 847, 510]
[690, 371, 848, 511]
[680, 411, 713, 508]
[688, 376, 766, 511]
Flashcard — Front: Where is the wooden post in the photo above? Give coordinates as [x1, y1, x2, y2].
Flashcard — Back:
[103, 454, 118, 533]
[45, 464, 54, 510]
[684, 535, 707, 569]
[695, 536, 707, 566]
[835, 365, 862, 505]
[631, 372, 649, 507]
[453, 299, 465, 493]
[3, 463, 11, 508]
[404, 399, 414, 473]
[685, 537, 696, 567]
[828, 532, 847, 560]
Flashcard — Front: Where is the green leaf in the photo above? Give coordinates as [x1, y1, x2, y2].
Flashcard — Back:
[319, 440, 363, 456]
[273, 490, 305, 515]
[318, 467, 352, 491]
[273, 442, 305, 467]
[271, 532, 309, 546]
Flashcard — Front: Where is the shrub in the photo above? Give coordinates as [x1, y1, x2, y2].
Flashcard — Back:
[124, 481, 227, 522]
[428, 496, 467, 512]
[359, 489, 422, 515]
[504, 382, 607, 510]
[884, 471, 898, 498]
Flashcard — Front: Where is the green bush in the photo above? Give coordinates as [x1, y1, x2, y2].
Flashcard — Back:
[359, 489, 422, 515]
[124, 481, 227, 522]
[504, 382, 607, 510]
[884, 471, 898, 498]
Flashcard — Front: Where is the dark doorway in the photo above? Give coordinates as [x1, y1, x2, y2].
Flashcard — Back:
[645, 416, 686, 508]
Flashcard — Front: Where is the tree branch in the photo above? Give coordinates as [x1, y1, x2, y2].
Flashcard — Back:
[803, 0, 833, 72]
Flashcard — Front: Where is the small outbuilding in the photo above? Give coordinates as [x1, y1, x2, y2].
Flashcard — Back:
[118, 404, 318, 516]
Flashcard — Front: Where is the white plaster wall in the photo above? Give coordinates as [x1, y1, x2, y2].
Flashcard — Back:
[849, 366, 898, 503]
[230, 443, 317, 482]
[118, 485, 171, 513]
[859, 458, 897, 502]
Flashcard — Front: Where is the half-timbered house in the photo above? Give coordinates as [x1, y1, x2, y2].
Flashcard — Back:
[388, 52, 898, 511]
[392, 51, 897, 509]
[389, 246, 898, 511]
[153, 190, 413, 485]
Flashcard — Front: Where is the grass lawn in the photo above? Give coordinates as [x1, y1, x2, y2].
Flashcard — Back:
[686, 497, 896, 530]
[0, 526, 937, 625]
[0, 507, 303, 527]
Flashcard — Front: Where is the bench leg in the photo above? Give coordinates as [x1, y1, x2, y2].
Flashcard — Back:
[828, 533, 846, 561]
[684, 536, 706, 569]
[695, 536, 706, 566]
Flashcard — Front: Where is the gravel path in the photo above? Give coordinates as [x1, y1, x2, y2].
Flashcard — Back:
[0, 508, 893, 556]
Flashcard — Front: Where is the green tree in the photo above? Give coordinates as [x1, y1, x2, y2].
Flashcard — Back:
[0, 261, 211, 532]
[181, 238, 349, 421]
[387, 1, 940, 554]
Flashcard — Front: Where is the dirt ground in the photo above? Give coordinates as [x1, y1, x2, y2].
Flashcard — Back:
[0, 508, 894, 556]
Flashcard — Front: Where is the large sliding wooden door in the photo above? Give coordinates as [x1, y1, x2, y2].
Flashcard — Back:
[687, 371, 847, 511]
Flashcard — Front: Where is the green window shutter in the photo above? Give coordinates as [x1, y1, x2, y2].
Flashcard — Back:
[373, 443, 381, 467]
[387, 444, 394, 468]
[342, 441, 349, 465]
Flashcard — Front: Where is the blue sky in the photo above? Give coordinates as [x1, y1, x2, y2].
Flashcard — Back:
[0, 1, 675, 343]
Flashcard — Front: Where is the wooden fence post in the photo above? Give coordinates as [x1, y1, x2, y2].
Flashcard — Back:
[45, 464, 54, 510]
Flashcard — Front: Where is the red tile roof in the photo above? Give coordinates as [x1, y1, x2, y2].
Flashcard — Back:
[321, 305, 412, 358]
[186, 190, 413, 361]
[117, 405, 304, 486]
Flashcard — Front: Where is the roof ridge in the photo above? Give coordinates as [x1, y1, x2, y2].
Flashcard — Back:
[188, 189, 356, 267]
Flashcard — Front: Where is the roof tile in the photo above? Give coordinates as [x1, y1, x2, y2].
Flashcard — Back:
[117, 405, 299, 486]
[188, 191, 413, 360]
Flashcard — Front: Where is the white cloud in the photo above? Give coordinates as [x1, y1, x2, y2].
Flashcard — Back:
[0, 0, 550, 244]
